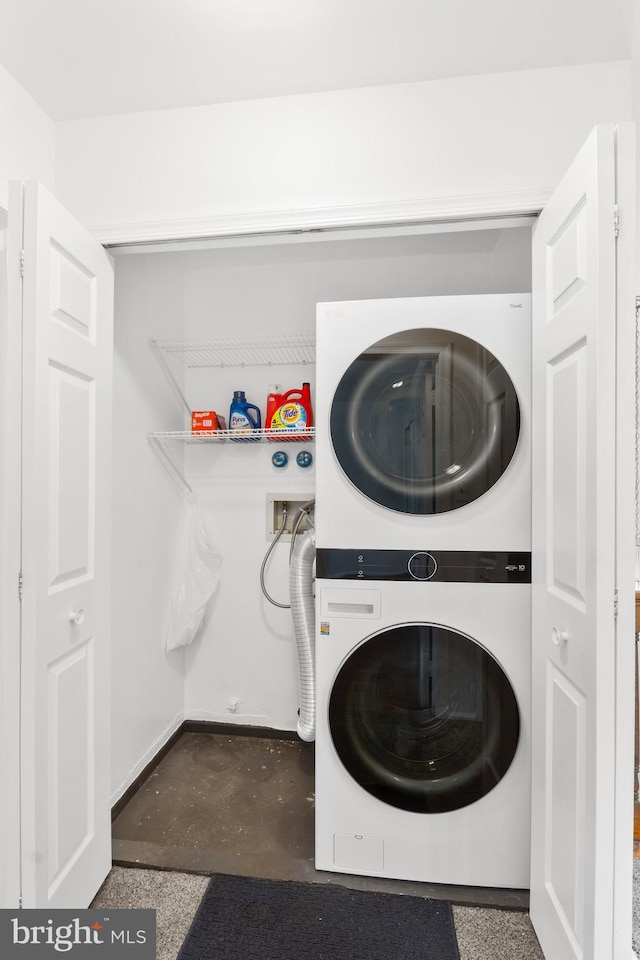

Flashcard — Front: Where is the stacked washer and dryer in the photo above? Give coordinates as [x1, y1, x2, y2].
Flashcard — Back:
[314, 294, 532, 889]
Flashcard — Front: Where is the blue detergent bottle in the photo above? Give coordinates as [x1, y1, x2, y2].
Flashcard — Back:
[229, 390, 262, 438]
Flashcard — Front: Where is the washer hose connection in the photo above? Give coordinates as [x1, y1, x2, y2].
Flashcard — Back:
[259, 500, 315, 608]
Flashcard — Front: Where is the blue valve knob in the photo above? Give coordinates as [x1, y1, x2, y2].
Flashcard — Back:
[271, 450, 289, 469]
[296, 450, 313, 468]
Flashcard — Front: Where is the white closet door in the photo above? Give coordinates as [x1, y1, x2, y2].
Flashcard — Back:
[1, 194, 22, 911]
[530, 124, 635, 960]
[18, 181, 114, 907]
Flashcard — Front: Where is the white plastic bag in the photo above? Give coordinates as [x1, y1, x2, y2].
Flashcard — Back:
[165, 498, 222, 652]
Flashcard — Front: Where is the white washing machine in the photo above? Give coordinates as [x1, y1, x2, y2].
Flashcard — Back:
[314, 293, 532, 887]
[314, 554, 531, 888]
[315, 294, 531, 551]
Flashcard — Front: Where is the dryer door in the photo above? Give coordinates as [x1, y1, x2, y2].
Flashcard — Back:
[328, 623, 520, 813]
[330, 328, 520, 514]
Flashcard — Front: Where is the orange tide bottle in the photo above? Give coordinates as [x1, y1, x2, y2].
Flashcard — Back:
[268, 381, 313, 440]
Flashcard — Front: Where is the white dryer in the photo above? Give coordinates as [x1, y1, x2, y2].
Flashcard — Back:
[314, 551, 531, 888]
[315, 294, 531, 551]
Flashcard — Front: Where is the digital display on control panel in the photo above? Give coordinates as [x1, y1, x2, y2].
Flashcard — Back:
[316, 549, 531, 583]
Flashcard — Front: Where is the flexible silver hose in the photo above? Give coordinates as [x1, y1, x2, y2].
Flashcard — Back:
[289, 498, 315, 561]
[260, 500, 315, 609]
[260, 500, 316, 740]
[259, 507, 290, 609]
[289, 529, 316, 742]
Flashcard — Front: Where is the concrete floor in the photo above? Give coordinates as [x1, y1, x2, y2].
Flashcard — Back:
[112, 729, 530, 910]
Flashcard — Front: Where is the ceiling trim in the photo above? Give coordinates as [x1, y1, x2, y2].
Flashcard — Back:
[96, 188, 552, 248]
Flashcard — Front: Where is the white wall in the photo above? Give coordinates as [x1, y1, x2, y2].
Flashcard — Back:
[0, 62, 55, 201]
[111, 226, 533, 732]
[109, 255, 188, 800]
[54, 62, 632, 242]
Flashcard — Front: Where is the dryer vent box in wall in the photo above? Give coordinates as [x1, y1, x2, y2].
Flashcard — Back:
[267, 495, 315, 541]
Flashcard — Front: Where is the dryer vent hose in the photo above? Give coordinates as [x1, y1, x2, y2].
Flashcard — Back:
[289, 529, 316, 742]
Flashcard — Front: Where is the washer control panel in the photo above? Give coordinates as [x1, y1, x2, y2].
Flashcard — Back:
[316, 549, 531, 583]
[407, 552, 437, 581]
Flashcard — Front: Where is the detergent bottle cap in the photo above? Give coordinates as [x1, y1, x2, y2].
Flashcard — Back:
[233, 390, 246, 400]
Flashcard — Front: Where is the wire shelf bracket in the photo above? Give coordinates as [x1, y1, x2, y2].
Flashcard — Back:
[148, 434, 194, 503]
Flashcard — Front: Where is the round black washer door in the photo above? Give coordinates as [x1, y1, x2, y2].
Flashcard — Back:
[328, 623, 520, 813]
[330, 327, 521, 514]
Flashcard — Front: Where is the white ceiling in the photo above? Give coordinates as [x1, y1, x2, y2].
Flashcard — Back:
[0, 0, 632, 122]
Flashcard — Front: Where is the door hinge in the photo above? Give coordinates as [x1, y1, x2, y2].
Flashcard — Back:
[614, 205, 620, 238]
[18, 571, 23, 602]
[614, 588, 619, 620]
[19, 249, 25, 277]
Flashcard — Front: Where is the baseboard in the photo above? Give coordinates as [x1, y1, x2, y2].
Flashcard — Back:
[185, 708, 289, 729]
[110, 713, 185, 819]
[182, 719, 300, 741]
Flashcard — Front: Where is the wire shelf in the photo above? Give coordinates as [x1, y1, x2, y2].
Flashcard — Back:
[150, 333, 316, 368]
[148, 335, 316, 495]
[149, 428, 316, 444]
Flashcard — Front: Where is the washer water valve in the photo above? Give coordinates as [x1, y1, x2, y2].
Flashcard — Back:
[267, 496, 315, 540]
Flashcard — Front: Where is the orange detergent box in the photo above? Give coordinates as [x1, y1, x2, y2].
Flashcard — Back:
[191, 410, 226, 432]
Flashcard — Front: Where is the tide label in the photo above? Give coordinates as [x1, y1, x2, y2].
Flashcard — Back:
[271, 402, 307, 431]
